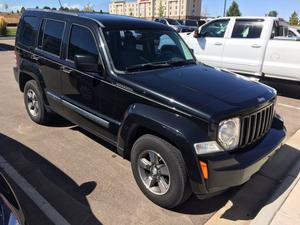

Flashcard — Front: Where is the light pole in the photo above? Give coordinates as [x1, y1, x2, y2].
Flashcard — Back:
[223, 0, 227, 16]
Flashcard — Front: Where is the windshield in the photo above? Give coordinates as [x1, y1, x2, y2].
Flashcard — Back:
[185, 20, 197, 26]
[104, 29, 195, 72]
[166, 19, 180, 25]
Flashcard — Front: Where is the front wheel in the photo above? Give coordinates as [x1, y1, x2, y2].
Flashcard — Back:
[131, 134, 191, 208]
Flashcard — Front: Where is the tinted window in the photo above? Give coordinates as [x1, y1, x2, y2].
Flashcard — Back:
[232, 20, 263, 38]
[19, 16, 40, 47]
[104, 30, 194, 71]
[41, 20, 65, 55]
[288, 30, 296, 37]
[200, 20, 229, 38]
[68, 25, 98, 61]
[185, 20, 197, 26]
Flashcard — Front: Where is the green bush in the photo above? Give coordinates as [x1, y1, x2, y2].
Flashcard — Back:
[6, 27, 17, 36]
[0, 17, 7, 35]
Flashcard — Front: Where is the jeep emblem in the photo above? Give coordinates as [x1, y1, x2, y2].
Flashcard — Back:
[257, 97, 266, 102]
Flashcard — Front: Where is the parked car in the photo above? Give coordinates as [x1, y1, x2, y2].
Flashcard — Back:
[181, 17, 300, 82]
[178, 19, 206, 31]
[0, 173, 26, 225]
[288, 27, 300, 37]
[154, 18, 193, 32]
[14, 10, 286, 208]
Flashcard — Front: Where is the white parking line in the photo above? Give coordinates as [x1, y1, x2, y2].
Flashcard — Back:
[0, 155, 71, 225]
[278, 103, 300, 111]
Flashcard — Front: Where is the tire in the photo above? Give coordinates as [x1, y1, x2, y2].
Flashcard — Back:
[24, 80, 49, 124]
[131, 134, 191, 208]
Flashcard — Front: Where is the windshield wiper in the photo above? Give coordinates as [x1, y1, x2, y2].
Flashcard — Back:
[125, 60, 196, 72]
[166, 59, 196, 66]
[126, 62, 171, 72]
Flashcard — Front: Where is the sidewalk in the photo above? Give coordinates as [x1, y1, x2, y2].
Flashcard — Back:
[205, 129, 300, 225]
[270, 175, 300, 225]
[252, 129, 300, 225]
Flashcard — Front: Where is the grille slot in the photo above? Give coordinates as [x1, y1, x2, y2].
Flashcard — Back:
[239, 103, 274, 148]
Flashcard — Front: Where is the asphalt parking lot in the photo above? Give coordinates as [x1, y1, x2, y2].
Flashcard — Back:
[0, 39, 300, 225]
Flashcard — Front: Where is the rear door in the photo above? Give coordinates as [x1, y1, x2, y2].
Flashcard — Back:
[35, 18, 66, 114]
[222, 19, 267, 74]
[186, 19, 230, 68]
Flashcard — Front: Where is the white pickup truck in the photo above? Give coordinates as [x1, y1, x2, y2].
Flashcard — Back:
[181, 17, 300, 82]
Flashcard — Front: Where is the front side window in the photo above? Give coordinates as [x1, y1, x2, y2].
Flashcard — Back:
[104, 29, 195, 72]
[68, 25, 98, 61]
[40, 20, 65, 56]
[19, 16, 40, 47]
[200, 20, 229, 38]
[232, 20, 263, 39]
[166, 19, 180, 25]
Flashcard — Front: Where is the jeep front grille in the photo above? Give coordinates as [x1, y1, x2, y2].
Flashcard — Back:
[239, 103, 275, 148]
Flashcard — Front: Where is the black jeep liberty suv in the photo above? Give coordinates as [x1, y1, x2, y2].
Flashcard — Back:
[14, 10, 286, 208]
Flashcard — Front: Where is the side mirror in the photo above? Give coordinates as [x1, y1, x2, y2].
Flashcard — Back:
[74, 54, 99, 73]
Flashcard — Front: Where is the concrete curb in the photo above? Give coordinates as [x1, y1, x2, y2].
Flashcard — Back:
[250, 160, 300, 225]
[204, 129, 300, 225]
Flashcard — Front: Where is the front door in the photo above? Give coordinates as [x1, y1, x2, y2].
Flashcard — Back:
[185, 19, 230, 68]
[60, 22, 117, 143]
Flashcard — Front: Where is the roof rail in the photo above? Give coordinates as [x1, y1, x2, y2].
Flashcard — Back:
[25, 8, 79, 17]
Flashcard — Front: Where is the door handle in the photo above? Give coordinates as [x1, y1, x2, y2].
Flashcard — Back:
[31, 54, 40, 61]
[251, 44, 262, 48]
[61, 66, 73, 74]
[214, 42, 223, 46]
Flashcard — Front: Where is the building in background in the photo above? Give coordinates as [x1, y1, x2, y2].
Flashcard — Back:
[109, 0, 202, 20]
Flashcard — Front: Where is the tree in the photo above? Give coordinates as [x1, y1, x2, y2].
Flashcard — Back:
[16, 10, 20, 14]
[35, 6, 39, 9]
[83, 4, 94, 12]
[20, 7, 26, 14]
[267, 10, 278, 17]
[158, 0, 165, 18]
[226, 1, 241, 17]
[4, 3, 8, 12]
[52, 7, 57, 10]
[289, 11, 299, 25]
[43, 6, 51, 10]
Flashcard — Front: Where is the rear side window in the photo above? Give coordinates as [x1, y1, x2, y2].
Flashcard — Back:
[19, 16, 40, 47]
[67, 25, 98, 61]
[39, 19, 65, 56]
[232, 20, 264, 39]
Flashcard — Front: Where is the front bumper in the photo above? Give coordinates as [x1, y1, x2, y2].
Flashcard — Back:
[193, 117, 286, 197]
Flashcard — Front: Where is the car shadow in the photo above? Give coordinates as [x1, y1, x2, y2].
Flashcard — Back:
[70, 125, 300, 220]
[0, 133, 103, 225]
[0, 43, 15, 51]
[260, 77, 300, 99]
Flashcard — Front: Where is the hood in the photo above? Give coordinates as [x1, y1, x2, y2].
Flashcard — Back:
[123, 64, 276, 121]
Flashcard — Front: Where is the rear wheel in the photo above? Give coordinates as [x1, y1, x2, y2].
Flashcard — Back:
[131, 134, 191, 208]
[24, 80, 49, 124]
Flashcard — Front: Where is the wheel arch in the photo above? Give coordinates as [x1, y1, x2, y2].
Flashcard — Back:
[117, 103, 209, 188]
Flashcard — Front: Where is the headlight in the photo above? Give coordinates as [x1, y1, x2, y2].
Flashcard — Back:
[218, 117, 240, 150]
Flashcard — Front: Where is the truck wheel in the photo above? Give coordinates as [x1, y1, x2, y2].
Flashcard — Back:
[131, 134, 191, 208]
[24, 80, 49, 125]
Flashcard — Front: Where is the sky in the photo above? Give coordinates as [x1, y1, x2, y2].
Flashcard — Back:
[0, 0, 299, 20]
